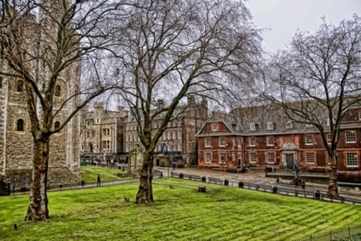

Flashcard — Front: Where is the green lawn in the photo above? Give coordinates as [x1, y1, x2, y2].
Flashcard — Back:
[0, 178, 360, 241]
[80, 165, 128, 183]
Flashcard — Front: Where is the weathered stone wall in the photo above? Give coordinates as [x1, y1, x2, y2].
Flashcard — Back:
[0, 0, 81, 187]
[5, 98, 33, 171]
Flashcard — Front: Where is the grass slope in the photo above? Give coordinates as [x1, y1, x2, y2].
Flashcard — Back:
[0, 178, 360, 241]
[80, 166, 127, 183]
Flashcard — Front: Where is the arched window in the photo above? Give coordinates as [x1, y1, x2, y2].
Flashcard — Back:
[55, 85, 61, 97]
[16, 80, 23, 92]
[54, 121, 60, 129]
[16, 119, 24, 131]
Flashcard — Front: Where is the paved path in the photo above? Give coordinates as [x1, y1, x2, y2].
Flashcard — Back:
[8, 178, 138, 196]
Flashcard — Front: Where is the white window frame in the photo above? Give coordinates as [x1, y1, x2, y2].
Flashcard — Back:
[304, 134, 314, 146]
[346, 152, 359, 168]
[219, 137, 226, 147]
[345, 130, 357, 144]
[305, 151, 316, 164]
[265, 151, 275, 164]
[205, 137, 212, 147]
[248, 151, 257, 164]
[266, 136, 274, 146]
[248, 137, 256, 147]
[178, 130, 182, 140]
[219, 151, 226, 164]
[359, 111, 361, 121]
[327, 133, 332, 144]
[205, 151, 212, 164]
[237, 137, 242, 148]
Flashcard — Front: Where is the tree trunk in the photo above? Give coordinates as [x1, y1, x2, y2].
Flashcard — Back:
[25, 138, 50, 221]
[136, 151, 154, 204]
[328, 154, 338, 198]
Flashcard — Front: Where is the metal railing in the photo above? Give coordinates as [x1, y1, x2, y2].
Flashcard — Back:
[170, 171, 361, 206]
[302, 225, 361, 241]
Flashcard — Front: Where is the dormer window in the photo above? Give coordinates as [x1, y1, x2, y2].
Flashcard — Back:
[266, 122, 274, 130]
[305, 124, 313, 128]
[286, 121, 293, 129]
[211, 123, 218, 132]
[250, 122, 258, 131]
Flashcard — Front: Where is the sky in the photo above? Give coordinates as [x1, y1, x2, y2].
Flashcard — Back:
[245, 0, 361, 54]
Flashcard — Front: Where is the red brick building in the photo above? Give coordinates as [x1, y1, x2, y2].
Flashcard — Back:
[196, 106, 361, 182]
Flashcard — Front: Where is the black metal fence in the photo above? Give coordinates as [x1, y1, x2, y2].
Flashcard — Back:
[301, 225, 361, 241]
[170, 172, 361, 206]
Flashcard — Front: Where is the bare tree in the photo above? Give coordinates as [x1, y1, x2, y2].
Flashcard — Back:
[262, 15, 361, 197]
[110, 0, 261, 203]
[0, 0, 124, 221]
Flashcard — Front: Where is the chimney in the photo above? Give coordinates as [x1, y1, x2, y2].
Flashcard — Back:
[157, 99, 165, 109]
[187, 95, 195, 105]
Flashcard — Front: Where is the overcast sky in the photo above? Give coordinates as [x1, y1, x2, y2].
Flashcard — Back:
[245, 0, 361, 54]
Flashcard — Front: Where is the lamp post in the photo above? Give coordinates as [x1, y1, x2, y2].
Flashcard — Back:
[160, 143, 170, 177]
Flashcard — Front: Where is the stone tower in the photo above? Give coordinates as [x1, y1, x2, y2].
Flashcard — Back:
[0, 0, 81, 189]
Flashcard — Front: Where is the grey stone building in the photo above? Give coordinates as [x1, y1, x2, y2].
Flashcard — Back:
[80, 102, 128, 165]
[126, 96, 208, 167]
[0, 0, 81, 189]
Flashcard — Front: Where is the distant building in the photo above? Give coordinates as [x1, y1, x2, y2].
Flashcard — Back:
[80, 102, 128, 165]
[126, 96, 208, 167]
[196, 104, 361, 182]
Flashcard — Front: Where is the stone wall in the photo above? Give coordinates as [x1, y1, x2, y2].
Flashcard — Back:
[6, 102, 33, 171]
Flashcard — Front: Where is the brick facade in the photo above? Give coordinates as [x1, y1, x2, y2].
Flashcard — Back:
[197, 107, 361, 182]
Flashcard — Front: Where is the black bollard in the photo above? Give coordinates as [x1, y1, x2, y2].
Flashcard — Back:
[314, 190, 321, 200]
[272, 186, 278, 193]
